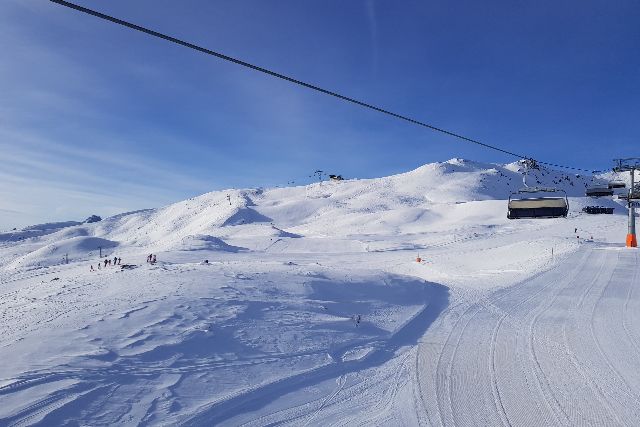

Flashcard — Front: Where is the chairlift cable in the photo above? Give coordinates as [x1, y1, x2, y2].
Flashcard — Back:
[50, 0, 596, 174]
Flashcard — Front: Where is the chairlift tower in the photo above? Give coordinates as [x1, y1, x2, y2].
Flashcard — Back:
[613, 158, 640, 247]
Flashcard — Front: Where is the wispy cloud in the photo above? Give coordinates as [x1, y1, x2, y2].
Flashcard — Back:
[0, 2, 225, 229]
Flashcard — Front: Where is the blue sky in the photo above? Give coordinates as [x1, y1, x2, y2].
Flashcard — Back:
[1, 0, 639, 229]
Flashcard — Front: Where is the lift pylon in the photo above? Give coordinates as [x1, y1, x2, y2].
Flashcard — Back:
[613, 158, 640, 247]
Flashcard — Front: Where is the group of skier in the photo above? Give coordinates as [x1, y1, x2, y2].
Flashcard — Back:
[88, 254, 159, 272]
[90, 256, 122, 272]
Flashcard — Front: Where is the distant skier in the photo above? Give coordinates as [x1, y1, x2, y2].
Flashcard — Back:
[147, 254, 152, 263]
[90, 265, 95, 272]
[97, 263, 101, 270]
[104, 259, 108, 268]
[113, 256, 118, 265]
[117, 257, 121, 265]
[574, 227, 577, 233]
[152, 254, 157, 264]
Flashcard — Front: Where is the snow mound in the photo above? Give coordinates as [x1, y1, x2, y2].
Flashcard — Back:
[221, 207, 272, 226]
[22, 221, 82, 232]
[271, 225, 302, 238]
[53, 227, 90, 239]
[7, 236, 118, 269]
[176, 235, 246, 252]
[0, 221, 83, 243]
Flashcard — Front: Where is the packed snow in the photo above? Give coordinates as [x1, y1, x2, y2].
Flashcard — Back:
[0, 158, 638, 426]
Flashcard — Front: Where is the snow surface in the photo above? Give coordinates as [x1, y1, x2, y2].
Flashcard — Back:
[0, 159, 638, 426]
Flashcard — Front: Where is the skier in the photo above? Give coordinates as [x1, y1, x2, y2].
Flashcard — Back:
[90, 265, 95, 272]
[113, 256, 118, 265]
[104, 259, 108, 268]
[574, 227, 577, 233]
[152, 254, 157, 264]
[117, 257, 121, 265]
[97, 263, 101, 270]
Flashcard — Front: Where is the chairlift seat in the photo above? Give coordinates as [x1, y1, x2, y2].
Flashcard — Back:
[582, 206, 614, 214]
[586, 187, 614, 197]
[507, 188, 569, 219]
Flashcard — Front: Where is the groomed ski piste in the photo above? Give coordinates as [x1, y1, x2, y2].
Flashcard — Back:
[0, 158, 638, 426]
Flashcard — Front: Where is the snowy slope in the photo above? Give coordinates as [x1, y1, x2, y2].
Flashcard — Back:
[0, 158, 637, 426]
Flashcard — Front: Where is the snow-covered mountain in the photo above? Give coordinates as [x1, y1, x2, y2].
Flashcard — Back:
[0, 158, 617, 266]
[0, 158, 633, 425]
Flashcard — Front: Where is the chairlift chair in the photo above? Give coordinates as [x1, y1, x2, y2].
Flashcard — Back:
[608, 181, 626, 189]
[582, 206, 614, 214]
[585, 187, 614, 197]
[507, 187, 569, 219]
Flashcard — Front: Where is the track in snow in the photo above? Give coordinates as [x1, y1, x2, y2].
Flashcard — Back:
[210, 246, 640, 426]
[417, 247, 640, 427]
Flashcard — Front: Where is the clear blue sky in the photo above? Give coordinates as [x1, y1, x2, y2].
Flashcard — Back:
[1, 0, 639, 228]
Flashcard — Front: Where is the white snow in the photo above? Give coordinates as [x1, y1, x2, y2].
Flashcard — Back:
[0, 158, 638, 426]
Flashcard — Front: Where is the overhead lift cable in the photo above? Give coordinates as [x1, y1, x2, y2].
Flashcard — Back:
[50, 0, 594, 173]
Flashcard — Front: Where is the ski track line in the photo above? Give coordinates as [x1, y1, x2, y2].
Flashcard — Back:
[505, 249, 600, 425]
[241, 378, 361, 426]
[474, 255, 582, 427]
[420, 300, 471, 427]
[588, 251, 640, 421]
[435, 297, 521, 425]
[237, 325, 430, 426]
[301, 374, 347, 427]
[489, 304, 513, 427]
[0, 374, 64, 396]
[484, 272, 572, 427]
[445, 304, 489, 426]
[437, 249, 592, 424]
[236, 353, 406, 427]
[178, 289, 448, 427]
[443, 300, 514, 427]
[585, 251, 640, 421]
[431, 249, 589, 426]
[415, 303, 463, 425]
[544, 250, 618, 425]
[3, 384, 97, 427]
[525, 250, 596, 426]
[622, 251, 640, 354]
[551, 250, 632, 425]
[410, 345, 430, 427]
[580, 252, 630, 423]
[358, 351, 414, 427]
